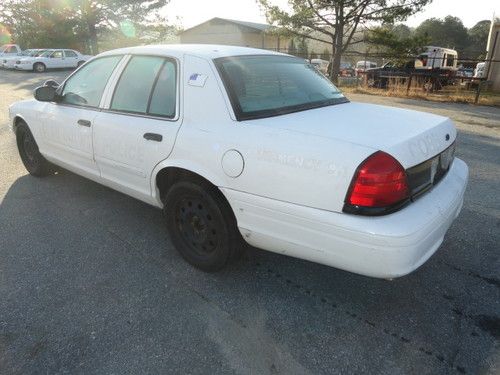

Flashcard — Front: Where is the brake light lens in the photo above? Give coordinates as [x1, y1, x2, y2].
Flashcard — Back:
[345, 151, 409, 209]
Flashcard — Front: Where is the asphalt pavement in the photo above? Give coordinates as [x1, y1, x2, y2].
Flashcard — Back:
[0, 68, 499, 375]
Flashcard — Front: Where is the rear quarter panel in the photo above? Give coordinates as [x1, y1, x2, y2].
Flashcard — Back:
[161, 54, 375, 213]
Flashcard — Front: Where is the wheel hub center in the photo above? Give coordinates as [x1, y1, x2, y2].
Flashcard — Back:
[190, 215, 206, 238]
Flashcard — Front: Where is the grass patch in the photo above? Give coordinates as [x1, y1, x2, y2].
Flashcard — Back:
[340, 82, 500, 107]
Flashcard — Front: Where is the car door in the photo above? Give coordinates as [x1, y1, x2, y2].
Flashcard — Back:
[46, 50, 64, 68]
[6, 45, 19, 56]
[63, 50, 79, 68]
[93, 55, 181, 199]
[41, 55, 124, 177]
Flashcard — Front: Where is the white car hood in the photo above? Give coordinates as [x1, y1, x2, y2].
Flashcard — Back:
[248, 101, 456, 168]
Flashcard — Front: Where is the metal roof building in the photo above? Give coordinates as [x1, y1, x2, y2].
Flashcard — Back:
[486, 19, 500, 91]
[178, 17, 287, 51]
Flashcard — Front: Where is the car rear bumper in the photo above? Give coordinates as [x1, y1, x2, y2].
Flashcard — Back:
[222, 158, 468, 278]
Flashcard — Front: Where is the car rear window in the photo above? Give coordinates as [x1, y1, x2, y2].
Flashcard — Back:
[214, 55, 347, 121]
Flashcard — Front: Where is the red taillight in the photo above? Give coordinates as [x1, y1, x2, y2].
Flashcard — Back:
[346, 151, 409, 208]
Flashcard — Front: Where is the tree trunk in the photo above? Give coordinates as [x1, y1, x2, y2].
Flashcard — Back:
[82, 0, 98, 55]
[330, 26, 343, 84]
[329, 3, 344, 84]
[88, 21, 99, 55]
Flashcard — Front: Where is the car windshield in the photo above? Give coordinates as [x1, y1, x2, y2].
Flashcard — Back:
[215, 55, 347, 121]
[39, 50, 53, 57]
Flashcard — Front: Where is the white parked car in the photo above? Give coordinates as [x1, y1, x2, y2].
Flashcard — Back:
[473, 62, 486, 78]
[355, 60, 377, 75]
[14, 49, 92, 72]
[8, 45, 468, 278]
[2, 49, 46, 69]
[310, 58, 330, 74]
[0, 44, 22, 57]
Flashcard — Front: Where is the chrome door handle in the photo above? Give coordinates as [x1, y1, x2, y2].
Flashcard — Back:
[77, 119, 91, 127]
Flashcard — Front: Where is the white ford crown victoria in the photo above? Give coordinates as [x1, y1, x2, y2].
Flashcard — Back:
[14, 49, 92, 72]
[1, 49, 46, 69]
[8, 45, 468, 278]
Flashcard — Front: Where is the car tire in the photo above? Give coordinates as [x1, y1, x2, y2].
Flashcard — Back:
[77, 61, 85, 67]
[16, 122, 51, 177]
[33, 62, 46, 73]
[163, 180, 242, 272]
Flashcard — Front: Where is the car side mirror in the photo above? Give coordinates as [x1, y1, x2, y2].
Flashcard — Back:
[44, 80, 59, 88]
[34, 85, 59, 102]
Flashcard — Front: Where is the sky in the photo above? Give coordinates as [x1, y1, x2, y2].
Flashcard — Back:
[164, 0, 500, 29]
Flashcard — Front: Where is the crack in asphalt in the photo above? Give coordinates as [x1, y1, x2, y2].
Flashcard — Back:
[443, 262, 500, 289]
[254, 261, 471, 374]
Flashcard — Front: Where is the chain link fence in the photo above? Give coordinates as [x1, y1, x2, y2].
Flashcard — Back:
[264, 48, 500, 105]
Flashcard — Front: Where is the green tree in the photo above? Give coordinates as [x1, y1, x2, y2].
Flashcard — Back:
[320, 47, 331, 61]
[391, 24, 412, 39]
[257, 0, 431, 82]
[466, 20, 490, 58]
[68, 0, 170, 54]
[0, 0, 80, 49]
[288, 38, 297, 55]
[415, 16, 469, 55]
[0, 0, 171, 54]
[297, 37, 308, 58]
[367, 23, 429, 60]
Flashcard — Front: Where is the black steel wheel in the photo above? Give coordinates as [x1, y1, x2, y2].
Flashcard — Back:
[33, 62, 46, 73]
[164, 180, 242, 272]
[16, 122, 51, 177]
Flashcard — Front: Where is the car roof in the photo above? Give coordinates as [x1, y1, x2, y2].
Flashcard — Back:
[98, 44, 288, 59]
[424, 46, 458, 54]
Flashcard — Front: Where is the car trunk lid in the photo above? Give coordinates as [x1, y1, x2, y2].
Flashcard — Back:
[249, 101, 457, 169]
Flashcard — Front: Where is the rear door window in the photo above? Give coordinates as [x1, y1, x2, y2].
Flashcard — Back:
[110, 55, 177, 118]
[148, 61, 176, 118]
[51, 51, 63, 59]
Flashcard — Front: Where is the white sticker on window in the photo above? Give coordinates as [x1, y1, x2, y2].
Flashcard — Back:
[188, 73, 207, 87]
